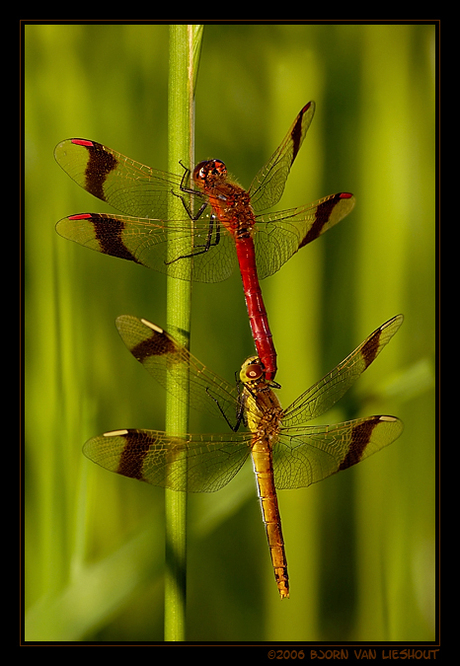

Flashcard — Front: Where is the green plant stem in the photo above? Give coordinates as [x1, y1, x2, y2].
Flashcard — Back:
[164, 24, 202, 643]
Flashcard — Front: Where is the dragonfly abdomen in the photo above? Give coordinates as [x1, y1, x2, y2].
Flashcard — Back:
[236, 236, 277, 381]
[193, 161, 278, 381]
[251, 442, 289, 599]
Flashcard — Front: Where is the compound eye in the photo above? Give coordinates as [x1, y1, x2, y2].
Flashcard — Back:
[192, 161, 209, 183]
[245, 363, 263, 380]
[212, 160, 226, 175]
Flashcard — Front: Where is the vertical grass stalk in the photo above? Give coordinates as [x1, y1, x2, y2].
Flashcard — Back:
[164, 24, 203, 642]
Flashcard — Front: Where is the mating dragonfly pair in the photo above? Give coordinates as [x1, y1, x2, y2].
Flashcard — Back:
[55, 102, 403, 599]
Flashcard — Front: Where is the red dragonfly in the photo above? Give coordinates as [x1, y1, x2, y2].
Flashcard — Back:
[83, 314, 404, 598]
[55, 102, 355, 380]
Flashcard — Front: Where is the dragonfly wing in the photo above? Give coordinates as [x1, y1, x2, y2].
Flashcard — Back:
[55, 212, 238, 283]
[83, 429, 252, 492]
[253, 192, 355, 279]
[249, 102, 316, 213]
[54, 138, 188, 219]
[273, 415, 403, 490]
[116, 315, 241, 426]
[282, 315, 404, 426]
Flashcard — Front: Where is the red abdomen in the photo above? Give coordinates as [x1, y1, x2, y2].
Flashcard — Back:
[236, 236, 277, 381]
[194, 160, 277, 380]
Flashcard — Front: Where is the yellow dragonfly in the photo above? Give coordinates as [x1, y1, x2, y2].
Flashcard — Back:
[83, 314, 404, 599]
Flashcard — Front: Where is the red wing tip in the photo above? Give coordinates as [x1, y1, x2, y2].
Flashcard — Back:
[68, 213, 93, 220]
[71, 138, 94, 147]
[339, 192, 354, 199]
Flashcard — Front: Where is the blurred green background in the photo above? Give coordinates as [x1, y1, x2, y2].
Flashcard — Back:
[24, 23, 436, 642]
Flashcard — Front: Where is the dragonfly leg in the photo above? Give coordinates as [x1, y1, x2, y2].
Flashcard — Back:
[164, 214, 221, 266]
[173, 161, 208, 220]
[204, 386, 244, 432]
[164, 162, 222, 266]
[170, 187, 207, 221]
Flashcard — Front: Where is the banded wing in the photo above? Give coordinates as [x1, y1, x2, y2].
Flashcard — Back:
[270, 315, 404, 489]
[54, 138, 186, 218]
[55, 190, 354, 283]
[55, 103, 355, 284]
[282, 315, 404, 427]
[83, 429, 252, 493]
[115, 315, 241, 427]
[54, 137, 238, 282]
[272, 415, 403, 490]
[84, 316, 253, 491]
[56, 212, 237, 283]
[55, 103, 316, 220]
[253, 192, 355, 279]
[84, 316, 403, 493]
[249, 101, 316, 212]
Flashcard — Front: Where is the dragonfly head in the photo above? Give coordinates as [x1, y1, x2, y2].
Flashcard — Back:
[240, 356, 282, 390]
[193, 159, 227, 189]
[240, 356, 265, 384]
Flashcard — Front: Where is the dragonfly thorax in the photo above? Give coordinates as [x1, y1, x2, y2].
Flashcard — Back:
[245, 389, 283, 442]
[239, 355, 283, 437]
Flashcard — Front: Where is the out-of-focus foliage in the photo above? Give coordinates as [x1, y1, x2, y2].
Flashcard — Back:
[24, 23, 436, 642]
